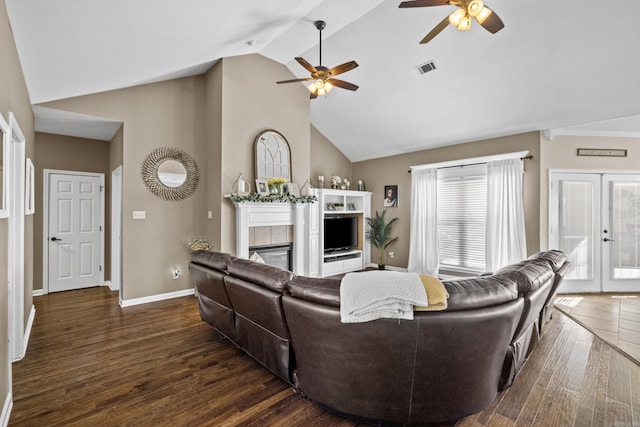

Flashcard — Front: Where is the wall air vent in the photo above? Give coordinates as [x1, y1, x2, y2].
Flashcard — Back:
[417, 60, 437, 75]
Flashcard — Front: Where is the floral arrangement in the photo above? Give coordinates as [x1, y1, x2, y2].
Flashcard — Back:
[230, 193, 317, 204]
[267, 177, 287, 186]
[329, 175, 342, 189]
[186, 238, 211, 252]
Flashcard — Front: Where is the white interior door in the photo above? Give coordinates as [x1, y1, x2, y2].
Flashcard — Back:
[48, 172, 103, 292]
[550, 171, 640, 293]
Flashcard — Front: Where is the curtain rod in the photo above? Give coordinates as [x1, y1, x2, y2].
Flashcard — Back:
[407, 154, 533, 173]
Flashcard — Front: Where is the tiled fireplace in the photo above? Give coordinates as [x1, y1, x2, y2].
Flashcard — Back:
[232, 202, 307, 275]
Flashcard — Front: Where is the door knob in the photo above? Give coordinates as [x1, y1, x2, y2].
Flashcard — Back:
[603, 237, 615, 242]
[50, 237, 62, 242]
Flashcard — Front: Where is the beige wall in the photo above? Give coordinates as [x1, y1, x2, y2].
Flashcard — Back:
[40, 76, 207, 301]
[353, 132, 541, 269]
[0, 0, 35, 408]
[310, 125, 353, 188]
[539, 133, 640, 249]
[33, 133, 112, 290]
[211, 54, 311, 253]
[203, 57, 223, 251]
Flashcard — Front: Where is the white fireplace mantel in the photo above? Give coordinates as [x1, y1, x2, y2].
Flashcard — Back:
[233, 202, 307, 275]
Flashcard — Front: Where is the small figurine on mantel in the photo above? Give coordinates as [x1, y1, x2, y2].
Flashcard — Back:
[358, 180, 365, 191]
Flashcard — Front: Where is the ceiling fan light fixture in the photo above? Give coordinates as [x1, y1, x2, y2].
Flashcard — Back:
[467, 0, 484, 17]
[323, 81, 334, 93]
[457, 15, 472, 31]
[449, 8, 467, 27]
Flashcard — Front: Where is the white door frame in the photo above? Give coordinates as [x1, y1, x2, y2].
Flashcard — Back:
[111, 166, 123, 304]
[8, 113, 26, 361]
[43, 169, 105, 294]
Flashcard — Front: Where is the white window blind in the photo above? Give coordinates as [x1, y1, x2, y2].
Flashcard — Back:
[437, 167, 487, 273]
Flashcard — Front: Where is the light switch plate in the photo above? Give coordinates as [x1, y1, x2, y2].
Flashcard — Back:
[133, 211, 146, 219]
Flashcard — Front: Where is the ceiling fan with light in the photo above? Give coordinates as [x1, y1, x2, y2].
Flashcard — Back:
[276, 20, 359, 99]
[399, 0, 504, 45]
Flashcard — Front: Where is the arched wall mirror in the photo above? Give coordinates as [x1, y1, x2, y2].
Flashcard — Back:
[254, 130, 291, 181]
[0, 113, 9, 218]
[141, 147, 199, 201]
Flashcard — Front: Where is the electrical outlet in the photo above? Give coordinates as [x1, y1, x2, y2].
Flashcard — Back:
[207, 211, 213, 219]
[133, 211, 146, 219]
[172, 267, 181, 279]
[388, 252, 395, 259]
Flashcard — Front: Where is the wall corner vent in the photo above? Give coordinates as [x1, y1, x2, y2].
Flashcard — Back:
[417, 60, 437, 75]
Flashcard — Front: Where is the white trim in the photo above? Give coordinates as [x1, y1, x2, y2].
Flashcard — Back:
[549, 168, 640, 176]
[19, 305, 36, 361]
[0, 393, 12, 427]
[120, 288, 195, 308]
[0, 113, 9, 219]
[410, 150, 529, 172]
[42, 169, 105, 294]
[25, 158, 34, 215]
[8, 112, 25, 368]
[104, 281, 118, 292]
[32, 289, 45, 297]
[111, 166, 123, 302]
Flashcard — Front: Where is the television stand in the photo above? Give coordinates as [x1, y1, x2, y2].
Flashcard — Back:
[324, 250, 360, 263]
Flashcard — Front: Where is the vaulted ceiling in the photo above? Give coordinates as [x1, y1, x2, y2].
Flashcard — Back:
[7, 0, 640, 162]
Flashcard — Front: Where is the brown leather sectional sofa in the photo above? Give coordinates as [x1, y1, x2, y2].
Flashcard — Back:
[189, 250, 569, 425]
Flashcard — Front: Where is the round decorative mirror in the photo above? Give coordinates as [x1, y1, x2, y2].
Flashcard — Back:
[254, 130, 291, 181]
[141, 147, 199, 201]
[157, 160, 187, 188]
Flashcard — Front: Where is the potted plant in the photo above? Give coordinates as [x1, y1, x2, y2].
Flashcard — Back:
[365, 210, 398, 270]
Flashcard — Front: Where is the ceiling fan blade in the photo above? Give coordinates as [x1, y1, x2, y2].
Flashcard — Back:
[328, 78, 359, 92]
[399, 0, 450, 8]
[476, 7, 504, 34]
[328, 61, 359, 77]
[276, 78, 313, 84]
[295, 57, 317, 74]
[420, 16, 450, 44]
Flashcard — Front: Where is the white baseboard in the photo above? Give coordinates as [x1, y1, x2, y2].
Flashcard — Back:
[20, 305, 36, 359]
[104, 281, 118, 292]
[32, 289, 45, 297]
[0, 393, 12, 427]
[120, 288, 195, 308]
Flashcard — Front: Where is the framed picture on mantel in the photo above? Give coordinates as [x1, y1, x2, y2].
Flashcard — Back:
[256, 179, 269, 195]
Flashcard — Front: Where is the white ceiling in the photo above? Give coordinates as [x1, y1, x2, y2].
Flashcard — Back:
[7, 0, 640, 161]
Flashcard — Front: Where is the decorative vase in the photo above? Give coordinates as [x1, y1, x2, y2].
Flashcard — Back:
[270, 183, 284, 195]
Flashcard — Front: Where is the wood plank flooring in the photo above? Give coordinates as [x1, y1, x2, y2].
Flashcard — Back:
[10, 287, 640, 426]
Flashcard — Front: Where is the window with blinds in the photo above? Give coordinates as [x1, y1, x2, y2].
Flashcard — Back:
[437, 165, 487, 273]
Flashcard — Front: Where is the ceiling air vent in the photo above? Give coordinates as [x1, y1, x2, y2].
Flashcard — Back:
[417, 60, 436, 75]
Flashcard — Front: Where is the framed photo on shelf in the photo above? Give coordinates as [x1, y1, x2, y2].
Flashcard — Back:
[256, 178, 269, 195]
[285, 183, 300, 197]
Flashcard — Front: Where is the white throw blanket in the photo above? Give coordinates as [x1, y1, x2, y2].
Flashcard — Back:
[340, 271, 428, 323]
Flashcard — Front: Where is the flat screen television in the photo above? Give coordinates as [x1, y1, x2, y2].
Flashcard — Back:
[324, 216, 358, 253]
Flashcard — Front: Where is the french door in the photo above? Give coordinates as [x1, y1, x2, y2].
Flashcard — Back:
[550, 172, 640, 293]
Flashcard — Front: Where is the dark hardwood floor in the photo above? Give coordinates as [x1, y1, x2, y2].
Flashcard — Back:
[10, 287, 640, 426]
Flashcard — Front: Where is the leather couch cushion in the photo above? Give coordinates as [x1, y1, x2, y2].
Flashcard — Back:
[191, 250, 232, 272]
[443, 276, 519, 311]
[287, 276, 341, 307]
[527, 250, 568, 272]
[227, 258, 293, 292]
[495, 260, 554, 295]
